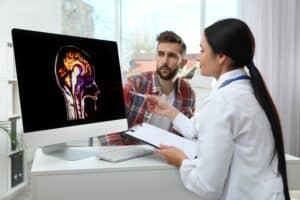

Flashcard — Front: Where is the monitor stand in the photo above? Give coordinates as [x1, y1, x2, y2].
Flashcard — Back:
[42, 142, 104, 161]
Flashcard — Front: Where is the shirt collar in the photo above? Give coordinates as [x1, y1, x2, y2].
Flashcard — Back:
[215, 68, 248, 89]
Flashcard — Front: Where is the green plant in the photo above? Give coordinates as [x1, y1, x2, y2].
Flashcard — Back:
[0, 116, 20, 151]
[0, 120, 13, 141]
[0, 121, 10, 133]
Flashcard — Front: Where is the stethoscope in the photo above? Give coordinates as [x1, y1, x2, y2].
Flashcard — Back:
[218, 75, 250, 88]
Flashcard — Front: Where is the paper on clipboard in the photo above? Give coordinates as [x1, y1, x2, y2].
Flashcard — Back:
[125, 123, 197, 159]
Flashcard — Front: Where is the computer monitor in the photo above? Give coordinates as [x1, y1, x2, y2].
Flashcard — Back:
[12, 29, 128, 159]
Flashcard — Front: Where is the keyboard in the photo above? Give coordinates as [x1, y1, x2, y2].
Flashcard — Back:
[98, 145, 154, 163]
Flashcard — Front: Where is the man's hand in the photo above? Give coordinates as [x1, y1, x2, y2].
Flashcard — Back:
[145, 94, 179, 120]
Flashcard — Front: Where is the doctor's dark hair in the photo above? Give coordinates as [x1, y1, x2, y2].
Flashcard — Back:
[156, 31, 186, 55]
[204, 18, 290, 199]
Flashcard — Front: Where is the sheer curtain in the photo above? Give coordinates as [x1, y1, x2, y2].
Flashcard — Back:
[238, 0, 300, 156]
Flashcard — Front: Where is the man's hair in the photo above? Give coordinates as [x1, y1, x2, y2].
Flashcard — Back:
[156, 31, 186, 55]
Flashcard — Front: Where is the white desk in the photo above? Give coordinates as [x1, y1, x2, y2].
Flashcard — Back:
[31, 147, 300, 200]
[286, 154, 300, 190]
[31, 146, 199, 200]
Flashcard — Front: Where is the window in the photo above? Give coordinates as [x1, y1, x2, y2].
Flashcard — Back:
[61, 0, 238, 111]
[62, 0, 237, 74]
[120, 0, 202, 74]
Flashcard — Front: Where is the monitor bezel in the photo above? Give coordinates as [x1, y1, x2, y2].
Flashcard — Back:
[12, 28, 128, 149]
[22, 119, 127, 149]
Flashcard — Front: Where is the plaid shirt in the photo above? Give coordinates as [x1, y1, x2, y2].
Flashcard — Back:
[99, 71, 195, 145]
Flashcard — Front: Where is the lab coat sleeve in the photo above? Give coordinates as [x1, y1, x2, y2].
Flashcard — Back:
[172, 112, 199, 140]
[179, 96, 234, 199]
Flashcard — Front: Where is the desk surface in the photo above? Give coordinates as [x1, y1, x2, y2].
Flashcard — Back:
[32, 146, 174, 175]
[32, 147, 300, 173]
[286, 154, 300, 162]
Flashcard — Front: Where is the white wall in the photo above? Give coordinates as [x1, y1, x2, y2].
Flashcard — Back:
[295, 1, 300, 156]
[297, 2, 300, 73]
[0, 0, 62, 41]
[0, 0, 62, 117]
[0, 0, 62, 161]
[0, 0, 62, 115]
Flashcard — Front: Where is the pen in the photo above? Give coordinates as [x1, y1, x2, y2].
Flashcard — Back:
[129, 91, 146, 98]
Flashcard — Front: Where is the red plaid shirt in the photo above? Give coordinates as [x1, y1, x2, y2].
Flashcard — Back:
[98, 71, 195, 145]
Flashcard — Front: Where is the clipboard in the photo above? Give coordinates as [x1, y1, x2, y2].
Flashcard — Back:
[124, 129, 160, 149]
[124, 123, 197, 159]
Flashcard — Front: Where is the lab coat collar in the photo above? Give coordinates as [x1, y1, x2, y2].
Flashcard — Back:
[215, 68, 248, 89]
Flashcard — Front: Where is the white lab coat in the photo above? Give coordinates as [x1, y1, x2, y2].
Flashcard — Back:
[172, 68, 284, 200]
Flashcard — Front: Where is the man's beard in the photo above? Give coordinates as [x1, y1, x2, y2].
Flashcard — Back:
[157, 65, 179, 81]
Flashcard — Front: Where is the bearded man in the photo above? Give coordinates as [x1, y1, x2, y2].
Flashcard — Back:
[99, 31, 195, 145]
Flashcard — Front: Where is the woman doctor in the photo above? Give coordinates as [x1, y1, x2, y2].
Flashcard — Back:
[146, 18, 290, 200]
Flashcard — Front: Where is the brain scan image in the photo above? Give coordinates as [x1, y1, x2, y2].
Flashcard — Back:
[55, 46, 100, 120]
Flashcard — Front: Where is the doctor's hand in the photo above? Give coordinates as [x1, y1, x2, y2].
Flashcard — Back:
[155, 144, 188, 168]
[145, 94, 179, 120]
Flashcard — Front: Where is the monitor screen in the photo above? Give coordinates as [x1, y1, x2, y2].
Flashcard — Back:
[12, 29, 128, 149]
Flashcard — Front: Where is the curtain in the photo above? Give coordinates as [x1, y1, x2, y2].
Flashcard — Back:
[238, 0, 300, 156]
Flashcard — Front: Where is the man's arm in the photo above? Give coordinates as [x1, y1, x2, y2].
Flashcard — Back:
[123, 76, 137, 116]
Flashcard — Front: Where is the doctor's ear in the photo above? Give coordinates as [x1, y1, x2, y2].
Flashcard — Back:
[217, 53, 229, 65]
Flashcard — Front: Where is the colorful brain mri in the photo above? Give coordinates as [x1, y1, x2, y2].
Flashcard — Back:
[55, 46, 100, 120]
